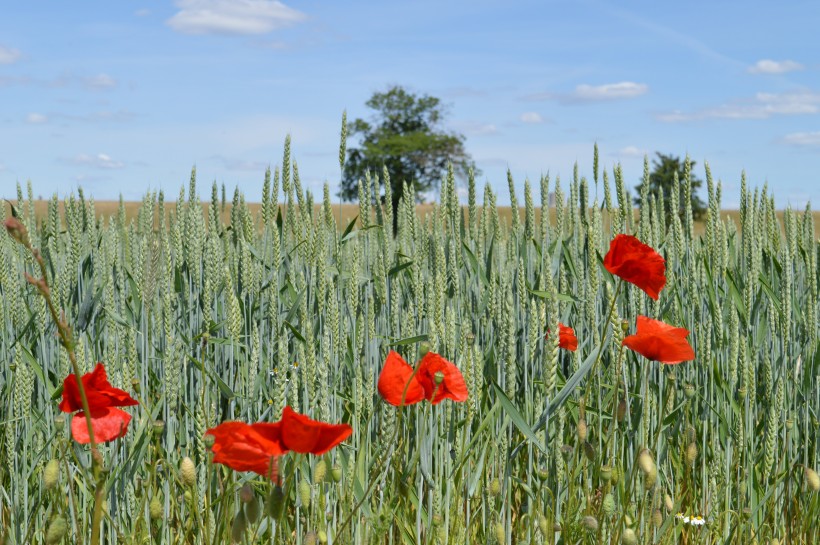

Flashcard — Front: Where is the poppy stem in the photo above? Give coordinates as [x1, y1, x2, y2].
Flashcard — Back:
[583, 279, 624, 405]
[4, 224, 106, 545]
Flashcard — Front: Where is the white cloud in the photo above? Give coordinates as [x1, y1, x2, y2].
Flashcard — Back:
[748, 59, 804, 75]
[167, 0, 307, 35]
[520, 112, 544, 124]
[135, 8, 151, 17]
[68, 153, 125, 169]
[617, 146, 648, 158]
[456, 121, 499, 136]
[525, 81, 648, 103]
[657, 91, 820, 122]
[782, 131, 820, 148]
[84, 74, 117, 90]
[26, 113, 48, 124]
[0, 46, 21, 65]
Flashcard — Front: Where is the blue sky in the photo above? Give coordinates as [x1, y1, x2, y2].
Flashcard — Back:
[1, 0, 819, 208]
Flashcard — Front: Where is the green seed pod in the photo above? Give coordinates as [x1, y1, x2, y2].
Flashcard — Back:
[231, 510, 247, 543]
[245, 495, 261, 524]
[45, 516, 67, 544]
[805, 467, 820, 491]
[621, 528, 638, 545]
[54, 416, 65, 432]
[149, 496, 163, 520]
[683, 383, 696, 399]
[331, 464, 343, 483]
[582, 515, 598, 532]
[180, 457, 196, 488]
[44, 459, 60, 490]
[602, 493, 615, 516]
[240, 484, 254, 503]
[489, 478, 502, 496]
[493, 522, 505, 544]
[610, 466, 621, 485]
[152, 420, 165, 435]
[204, 434, 215, 448]
[577, 418, 588, 443]
[314, 459, 327, 483]
[686, 443, 698, 465]
[266, 485, 285, 519]
[600, 464, 612, 482]
[299, 479, 312, 508]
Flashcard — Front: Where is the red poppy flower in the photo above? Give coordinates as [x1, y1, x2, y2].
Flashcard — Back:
[603, 234, 666, 300]
[558, 323, 578, 351]
[59, 363, 139, 444]
[206, 421, 286, 479]
[378, 351, 469, 406]
[622, 315, 695, 364]
[377, 351, 426, 406]
[278, 406, 352, 455]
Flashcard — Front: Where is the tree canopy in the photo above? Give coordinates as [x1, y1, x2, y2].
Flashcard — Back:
[634, 152, 707, 221]
[340, 86, 477, 213]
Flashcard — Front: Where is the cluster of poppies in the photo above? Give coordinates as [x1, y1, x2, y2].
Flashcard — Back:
[58, 232, 692, 484]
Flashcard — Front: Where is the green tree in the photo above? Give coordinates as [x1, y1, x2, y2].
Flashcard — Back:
[341, 85, 477, 228]
[634, 152, 707, 221]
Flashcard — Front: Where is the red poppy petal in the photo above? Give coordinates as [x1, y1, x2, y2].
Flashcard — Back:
[418, 352, 469, 404]
[71, 407, 132, 444]
[558, 323, 578, 352]
[206, 421, 287, 478]
[603, 234, 666, 300]
[280, 406, 352, 455]
[60, 364, 138, 413]
[623, 316, 695, 364]
[377, 351, 425, 406]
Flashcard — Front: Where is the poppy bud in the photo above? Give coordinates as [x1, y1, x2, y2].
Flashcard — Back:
[616, 399, 627, 423]
[149, 496, 163, 520]
[805, 467, 820, 492]
[489, 478, 501, 496]
[45, 516, 67, 544]
[493, 522, 505, 544]
[686, 443, 698, 465]
[266, 485, 285, 519]
[246, 495, 261, 524]
[231, 510, 247, 542]
[600, 465, 612, 482]
[314, 459, 327, 483]
[581, 515, 598, 532]
[204, 434, 216, 448]
[419, 342, 431, 358]
[652, 509, 663, 527]
[684, 383, 696, 399]
[131, 378, 141, 394]
[44, 459, 60, 490]
[602, 493, 615, 516]
[536, 466, 549, 481]
[180, 457, 196, 488]
[621, 320, 629, 334]
[331, 464, 343, 483]
[583, 441, 596, 462]
[299, 479, 312, 508]
[240, 484, 254, 503]
[538, 515, 549, 535]
[577, 419, 588, 442]
[621, 528, 637, 545]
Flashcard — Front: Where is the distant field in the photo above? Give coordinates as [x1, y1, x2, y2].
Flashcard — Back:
[3, 200, 819, 237]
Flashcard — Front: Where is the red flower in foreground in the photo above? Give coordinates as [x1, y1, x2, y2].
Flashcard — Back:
[206, 421, 286, 479]
[623, 315, 695, 364]
[59, 363, 139, 444]
[377, 350, 468, 406]
[205, 407, 351, 478]
[603, 234, 666, 300]
[279, 406, 353, 455]
[558, 323, 578, 352]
